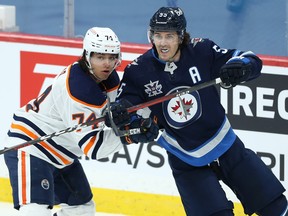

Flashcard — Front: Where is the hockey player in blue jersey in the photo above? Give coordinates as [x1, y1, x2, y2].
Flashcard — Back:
[116, 7, 288, 216]
[4, 27, 158, 216]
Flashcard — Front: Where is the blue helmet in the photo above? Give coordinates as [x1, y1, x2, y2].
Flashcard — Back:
[149, 7, 186, 39]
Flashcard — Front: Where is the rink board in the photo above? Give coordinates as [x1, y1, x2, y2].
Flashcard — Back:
[0, 32, 288, 215]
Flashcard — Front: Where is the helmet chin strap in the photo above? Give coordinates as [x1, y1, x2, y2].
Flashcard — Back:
[168, 38, 183, 62]
[84, 61, 102, 83]
[168, 45, 181, 62]
[86, 59, 119, 83]
[89, 69, 102, 83]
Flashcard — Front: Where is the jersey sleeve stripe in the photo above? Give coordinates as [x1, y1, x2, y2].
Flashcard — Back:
[83, 135, 96, 155]
[11, 123, 72, 165]
[91, 131, 104, 159]
[78, 130, 104, 159]
[12, 114, 78, 159]
[8, 131, 63, 166]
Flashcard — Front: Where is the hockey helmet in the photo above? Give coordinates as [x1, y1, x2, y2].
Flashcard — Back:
[83, 27, 121, 67]
[149, 7, 186, 42]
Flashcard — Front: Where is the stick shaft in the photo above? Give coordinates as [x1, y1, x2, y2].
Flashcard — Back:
[127, 78, 221, 113]
[0, 78, 221, 155]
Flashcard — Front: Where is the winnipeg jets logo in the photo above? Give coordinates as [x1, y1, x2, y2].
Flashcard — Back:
[171, 96, 193, 119]
[163, 87, 202, 129]
[191, 38, 203, 47]
[144, 80, 162, 97]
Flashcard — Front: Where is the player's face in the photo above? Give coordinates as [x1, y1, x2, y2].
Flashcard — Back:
[152, 31, 181, 62]
[89, 53, 119, 81]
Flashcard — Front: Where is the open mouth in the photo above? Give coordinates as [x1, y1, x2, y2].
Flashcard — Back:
[160, 48, 169, 53]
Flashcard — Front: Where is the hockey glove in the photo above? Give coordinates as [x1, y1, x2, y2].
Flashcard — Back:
[120, 117, 159, 144]
[219, 56, 252, 88]
[104, 99, 132, 128]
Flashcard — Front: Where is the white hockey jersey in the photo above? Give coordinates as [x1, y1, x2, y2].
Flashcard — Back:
[5, 62, 123, 168]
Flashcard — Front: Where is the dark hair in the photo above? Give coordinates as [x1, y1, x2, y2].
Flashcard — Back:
[78, 50, 90, 73]
[182, 32, 191, 47]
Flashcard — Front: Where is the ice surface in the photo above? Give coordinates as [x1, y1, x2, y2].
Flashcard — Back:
[0, 202, 125, 216]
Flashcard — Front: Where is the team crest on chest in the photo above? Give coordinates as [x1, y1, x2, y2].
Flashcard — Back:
[144, 80, 163, 97]
[163, 86, 202, 129]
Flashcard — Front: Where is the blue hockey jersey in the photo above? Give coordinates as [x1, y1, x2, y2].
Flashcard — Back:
[117, 38, 262, 166]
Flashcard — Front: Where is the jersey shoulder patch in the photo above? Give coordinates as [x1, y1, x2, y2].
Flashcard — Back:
[126, 49, 151, 69]
[190, 38, 204, 47]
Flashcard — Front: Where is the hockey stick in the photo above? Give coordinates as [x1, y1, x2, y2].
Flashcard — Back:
[106, 95, 147, 137]
[0, 125, 106, 155]
[126, 77, 222, 113]
[0, 78, 221, 155]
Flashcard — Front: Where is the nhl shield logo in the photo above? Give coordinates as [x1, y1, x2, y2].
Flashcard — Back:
[163, 86, 202, 129]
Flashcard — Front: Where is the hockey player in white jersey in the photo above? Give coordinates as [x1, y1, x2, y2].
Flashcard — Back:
[3, 27, 158, 216]
[116, 7, 288, 216]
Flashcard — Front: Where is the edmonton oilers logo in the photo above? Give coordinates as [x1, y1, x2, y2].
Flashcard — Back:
[163, 87, 202, 129]
[41, 179, 50, 190]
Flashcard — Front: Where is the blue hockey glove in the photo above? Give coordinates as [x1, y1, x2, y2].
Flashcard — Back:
[120, 117, 159, 144]
[104, 99, 132, 128]
[219, 56, 252, 88]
